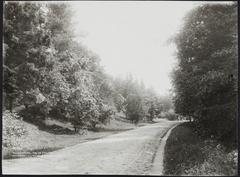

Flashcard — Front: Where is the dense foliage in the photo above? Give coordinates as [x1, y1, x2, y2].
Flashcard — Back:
[3, 2, 111, 130]
[172, 3, 237, 142]
[112, 75, 168, 122]
[164, 122, 237, 176]
[3, 2, 172, 132]
[2, 111, 27, 156]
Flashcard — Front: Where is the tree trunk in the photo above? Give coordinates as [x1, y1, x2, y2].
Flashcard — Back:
[8, 97, 13, 112]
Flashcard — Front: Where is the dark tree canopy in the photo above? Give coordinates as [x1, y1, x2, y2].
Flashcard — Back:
[172, 3, 237, 141]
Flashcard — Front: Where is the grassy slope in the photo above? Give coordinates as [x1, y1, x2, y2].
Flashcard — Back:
[163, 122, 238, 176]
[3, 118, 136, 159]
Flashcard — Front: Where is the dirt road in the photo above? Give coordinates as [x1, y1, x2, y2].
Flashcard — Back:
[2, 119, 181, 175]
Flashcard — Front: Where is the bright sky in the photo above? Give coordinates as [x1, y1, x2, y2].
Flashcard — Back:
[69, 1, 203, 95]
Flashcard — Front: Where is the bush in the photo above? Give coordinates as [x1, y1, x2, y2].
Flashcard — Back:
[184, 141, 238, 176]
[164, 122, 238, 176]
[165, 110, 178, 121]
[2, 111, 27, 154]
[99, 104, 115, 125]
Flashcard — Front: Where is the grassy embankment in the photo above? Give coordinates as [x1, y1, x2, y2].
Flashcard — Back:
[2, 111, 136, 159]
[163, 122, 238, 176]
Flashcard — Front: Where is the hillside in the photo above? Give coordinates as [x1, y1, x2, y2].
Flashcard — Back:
[3, 111, 137, 159]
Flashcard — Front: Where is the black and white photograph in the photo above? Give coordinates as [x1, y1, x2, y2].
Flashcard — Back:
[2, 1, 238, 175]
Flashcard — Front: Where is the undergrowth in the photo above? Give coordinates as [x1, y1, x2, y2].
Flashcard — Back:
[163, 122, 238, 176]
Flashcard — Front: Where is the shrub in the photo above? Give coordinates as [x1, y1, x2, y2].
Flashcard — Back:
[164, 122, 238, 176]
[99, 104, 115, 125]
[184, 141, 238, 176]
[2, 111, 27, 154]
[165, 110, 178, 121]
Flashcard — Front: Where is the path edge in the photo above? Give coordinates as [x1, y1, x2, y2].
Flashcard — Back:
[150, 122, 183, 175]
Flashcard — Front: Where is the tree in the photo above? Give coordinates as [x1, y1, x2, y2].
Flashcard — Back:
[4, 1, 181, 131]
[3, 2, 114, 130]
[114, 93, 125, 112]
[172, 3, 237, 141]
[3, 2, 53, 114]
[3, 65, 18, 112]
[125, 93, 144, 124]
[147, 102, 155, 122]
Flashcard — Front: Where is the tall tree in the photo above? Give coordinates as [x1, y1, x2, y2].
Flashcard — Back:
[3, 2, 52, 113]
[172, 3, 237, 141]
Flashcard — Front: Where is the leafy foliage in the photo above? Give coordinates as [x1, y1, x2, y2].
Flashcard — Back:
[112, 75, 169, 123]
[2, 111, 27, 152]
[164, 122, 237, 176]
[3, 2, 111, 130]
[3, 2, 174, 132]
[125, 93, 144, 123]
[172, 3, 237, 141]
[164, 110, 178, 121]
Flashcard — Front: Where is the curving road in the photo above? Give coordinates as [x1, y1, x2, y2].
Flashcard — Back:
[2, 119, 181, 175]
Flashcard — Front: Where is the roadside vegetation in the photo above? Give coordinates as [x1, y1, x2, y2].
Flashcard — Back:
[164, 122, 237, 176]
[167, 2, 238, 175]
[2, 111, 136, 159]
[172, 2, 237, 145]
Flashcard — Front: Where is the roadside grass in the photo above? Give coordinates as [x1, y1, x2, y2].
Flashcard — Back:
[163, 122, 238, 176]
[2, 123, 117, 159]
[94, 118, 136, 132]
[2, 112, 136, 159]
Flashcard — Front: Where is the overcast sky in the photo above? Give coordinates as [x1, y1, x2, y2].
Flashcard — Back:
[69, 1, 207, 95]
